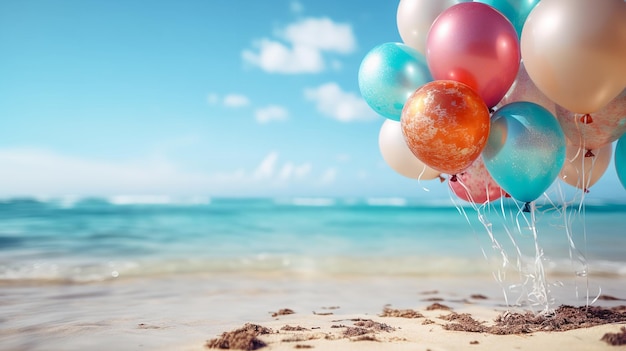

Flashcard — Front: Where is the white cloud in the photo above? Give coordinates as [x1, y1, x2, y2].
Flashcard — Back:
[243, 39, 324, 74]
[242, 17, 356, 74]
[319, 168, 337, 185]
[294, 163, 312, 178]
[281, 18, 355, 54]
[253, 151, 279, 180]
[255, 105, 289, 124]
[0, 148, 322, 197]
[304, 82, 378, 122]
[223, 94, 250, 108]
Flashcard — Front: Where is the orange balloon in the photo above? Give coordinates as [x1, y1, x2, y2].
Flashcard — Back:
[401, 80, 490, 175]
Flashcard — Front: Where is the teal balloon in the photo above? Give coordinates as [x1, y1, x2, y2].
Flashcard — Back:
[475, 0, 540, 38]
[616, 134, 626, 190]
[358, 42, 432, 121]
[482, 102, 566, 203]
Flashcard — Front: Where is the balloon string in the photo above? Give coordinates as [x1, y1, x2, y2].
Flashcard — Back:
[528, 202, 553, 314]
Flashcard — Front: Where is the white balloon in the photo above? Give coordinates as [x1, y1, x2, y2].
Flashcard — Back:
[396, 0, 470, 55]
[379, 119, 441, 180]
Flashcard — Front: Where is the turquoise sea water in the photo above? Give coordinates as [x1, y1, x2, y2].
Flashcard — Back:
[1, 196, 625, 350]
[1, 196, 625, 283]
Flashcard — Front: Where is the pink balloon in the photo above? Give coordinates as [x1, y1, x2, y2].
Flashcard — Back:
[426, 2, 520, 108]
[449, 157, 503, 204]
[556, 89, 626, 150]
[496, 61, 556, 116]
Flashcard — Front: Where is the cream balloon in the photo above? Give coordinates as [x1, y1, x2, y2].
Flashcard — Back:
[396, 0, 470, 55]
[559, 143, 613, 190]
[496, 61, 556, 116]
[521, 0, 626, 114]
[379, 119, 440, 180]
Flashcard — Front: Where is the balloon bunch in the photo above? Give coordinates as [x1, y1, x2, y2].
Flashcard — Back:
[362, 0, 626, 207]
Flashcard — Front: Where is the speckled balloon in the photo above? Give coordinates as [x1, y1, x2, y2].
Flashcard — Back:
[556, 89, 626, 150]
[496, 61, 556, 116]
[483, 102, 566, 203]
[401, 80, 490, 175]
[358, 42, 433, 121]
[449, 157, 503, 204]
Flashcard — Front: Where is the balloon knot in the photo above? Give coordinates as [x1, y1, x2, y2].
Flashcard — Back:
[450, 174, 458, 182]
[523, 202, 531, 213]
[584, 149, 595, 157]
[438, 175, 445, 183]
[580, 114, 593, 124]
[489, 108, 495, 114]
[584, 188, 590, 194]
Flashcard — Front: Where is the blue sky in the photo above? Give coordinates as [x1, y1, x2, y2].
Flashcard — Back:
[0, 0, 624, 201]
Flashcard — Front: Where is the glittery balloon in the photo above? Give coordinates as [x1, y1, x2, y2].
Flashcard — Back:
[496, 61, 556, 116]
[358, 42, 433, 121]
[556, 89, 626, 150]
[401, 80, 490, 176]
[483, 102, 566, 203]
[449, 157, 503, 204]
[616, 134, 626, 190]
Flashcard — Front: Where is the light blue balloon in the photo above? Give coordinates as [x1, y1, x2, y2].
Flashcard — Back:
[475, 0, 540, 38]
[482, 102, 566, 203]
[616, 134, 626, 190]
[358, 42, 432, 121]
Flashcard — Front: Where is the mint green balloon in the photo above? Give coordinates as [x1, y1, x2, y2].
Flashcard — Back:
[482, 102, 565, 203]
[616, 134, 626, 190]
[358, 42, 432, 121]
[475, 0, 540, 38]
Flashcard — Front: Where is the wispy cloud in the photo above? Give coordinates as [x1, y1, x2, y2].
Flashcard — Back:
[255, 105, 289, 124]
[207, 93, 251, 108]
[304, 82, 378, 122]
[242, 17, 356, 74]
[253, 151, 279, 180]
[319, 168, 337, 185]
[223, 94, 250, 108]
[0, 148, 325, 196]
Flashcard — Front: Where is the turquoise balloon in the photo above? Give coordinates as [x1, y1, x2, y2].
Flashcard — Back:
[482, 102, 566, 203]
[475, 0, 540, 38]
[616, 134, 626, 190]
[358, 42, 432, 121]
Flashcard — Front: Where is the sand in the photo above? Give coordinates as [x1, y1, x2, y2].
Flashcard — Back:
[202, 303, 626, 351]
[2, 273, 625, 351]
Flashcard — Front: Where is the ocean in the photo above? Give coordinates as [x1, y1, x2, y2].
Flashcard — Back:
[1, 196, 625, 350]
[1, 196, 625, 283]
[0, 196, 626, 283]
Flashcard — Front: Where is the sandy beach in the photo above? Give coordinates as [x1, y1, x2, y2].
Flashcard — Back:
[3, 272, 625, 351]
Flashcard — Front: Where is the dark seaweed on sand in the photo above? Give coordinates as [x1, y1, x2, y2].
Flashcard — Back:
[206, 323, 273, 350]
[442, 305, 626, 335]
